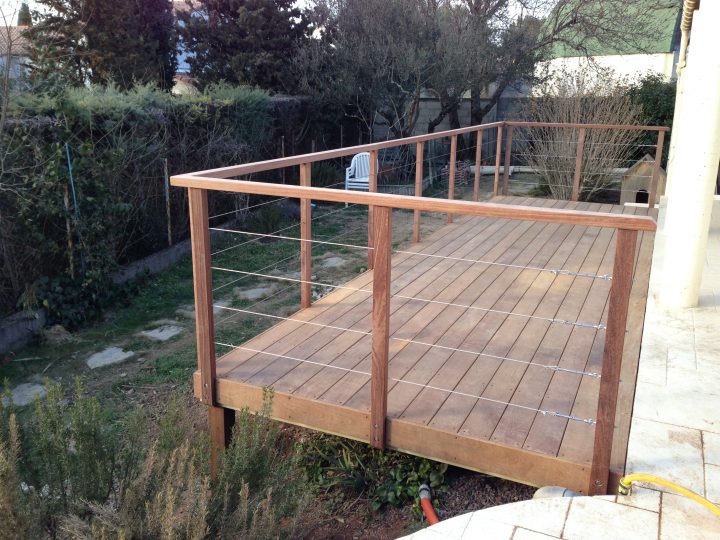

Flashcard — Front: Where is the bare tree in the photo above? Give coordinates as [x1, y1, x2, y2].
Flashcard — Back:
[519, 67, 642, 201]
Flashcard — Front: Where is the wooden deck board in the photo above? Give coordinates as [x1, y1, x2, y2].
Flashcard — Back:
[202, 196, 655, 494]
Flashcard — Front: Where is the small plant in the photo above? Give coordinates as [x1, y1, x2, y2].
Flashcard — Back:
[301, 433, 448, 512]
[251, 204, 283, 235]
[311, 162, 341, 188]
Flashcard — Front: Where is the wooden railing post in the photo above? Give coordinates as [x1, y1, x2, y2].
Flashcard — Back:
[648, 130, 665, 208]
[413, 141, 424, 243]
[300, 162, 312, 309]
[502, 125, 514, 195]
[473, 129, 483, 202]
[571, 128, 587, 202]
[589, 228, 638, 495]
[447, 135, 457, 223]
[368, 149, 379, 270]
[371, 205, 392, 449]
[493, 126, 503, 196]
[188, 187, 233, 476]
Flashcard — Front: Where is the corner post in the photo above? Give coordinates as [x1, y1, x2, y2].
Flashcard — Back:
[502, 125, 514, 195]
[368, 149, 379, 270]
[371, 205, 392, 449]
[589, 228, 638, 495]
[188, 187, 232, 476]
[648, 130, 665, 208]
[473, 129, 483, 202]
[413, 141, 424, 243]
[493, 125, 504, 196]
[571, 128, 587, 202]
[300, 162, 312, 309]
[447, 135, 457, 223]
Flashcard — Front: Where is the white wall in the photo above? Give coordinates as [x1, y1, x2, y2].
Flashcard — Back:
[535, 53, 676, 91]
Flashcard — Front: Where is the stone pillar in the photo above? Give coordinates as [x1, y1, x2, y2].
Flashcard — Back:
[662, 1, 720, 308]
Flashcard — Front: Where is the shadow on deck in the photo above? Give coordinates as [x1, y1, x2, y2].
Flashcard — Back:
[193, 196, 656, 494]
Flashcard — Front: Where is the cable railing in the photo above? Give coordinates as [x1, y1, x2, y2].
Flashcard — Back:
[171, 120, 660, 496]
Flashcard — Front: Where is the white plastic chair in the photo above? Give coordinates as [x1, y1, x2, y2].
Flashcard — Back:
[345, 152, 375, 206]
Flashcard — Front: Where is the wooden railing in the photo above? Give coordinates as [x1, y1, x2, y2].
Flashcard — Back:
[172, 120, 659, 495]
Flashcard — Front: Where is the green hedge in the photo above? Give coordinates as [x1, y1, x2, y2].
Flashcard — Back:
[0, 84, 273, 322]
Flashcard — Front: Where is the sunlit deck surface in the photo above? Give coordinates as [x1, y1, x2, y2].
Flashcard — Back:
[194, 196, 656, 493]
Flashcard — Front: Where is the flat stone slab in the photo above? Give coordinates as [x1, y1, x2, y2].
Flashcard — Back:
[176, 299, 230, 319]
[321, 256, 347, 268]
[233, 284, 278, 301]
[139, 325, 183, 342]
[86, 346, 135, 369]
[3, 383, 47, 407]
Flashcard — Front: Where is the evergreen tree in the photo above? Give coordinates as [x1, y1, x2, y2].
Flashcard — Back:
[178, 0, 310, 92]
[27, 0, 177, 90]
[17, 3, 31, 26]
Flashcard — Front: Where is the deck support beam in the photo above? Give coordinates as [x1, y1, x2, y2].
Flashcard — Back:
[371, 205, 392, 449]
[473, 129, 483, 202]
[368, 149, 379, 270]
[448, 135, 457, 223]
[413, 141, 424, 243]
[502, 126, 513, 195]
[209, 406, 235, 477]
[493, 126, 503, 196]
[300, 162, 312, 309]
[589, 228, 638, 495]
[571, 128, 586, 202]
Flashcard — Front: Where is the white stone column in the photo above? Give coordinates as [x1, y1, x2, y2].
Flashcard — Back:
[662, 1, 720, 308]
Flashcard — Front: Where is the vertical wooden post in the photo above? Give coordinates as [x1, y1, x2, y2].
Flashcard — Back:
[188, 187, 232, 476]
[571, 128, 587, 202]
[493, 126, 504, 196]
[300, 163, 312, 309]
[281, 136, 286, 184]
[371, 205, 392, 449]
[502, 125, 514, 196]
[648, 130, 666, 208]
[473, 129, 483, 202]
[368, 149, 379, 270]
[413, 141, 424, 243]
[447, 135, 457, 223]
[163, 158, 172, 247]
[588, 228, 638, 495]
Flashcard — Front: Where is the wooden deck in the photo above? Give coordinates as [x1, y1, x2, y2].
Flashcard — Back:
[194, 196, 655, 494]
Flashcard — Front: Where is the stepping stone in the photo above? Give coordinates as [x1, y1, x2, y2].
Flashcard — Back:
[86, 347, 134, 369]
[233, 284, 278, 301]
[321, 256, 347, 268]
[2, 383, 47, 407]
[176, 299, 230, 319]
[139, 325, 183, 342]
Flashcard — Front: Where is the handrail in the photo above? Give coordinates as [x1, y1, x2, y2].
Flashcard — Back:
[504, 121, 670, 132]
[170, 175, 657, 232]
[186, 121, 505, 179]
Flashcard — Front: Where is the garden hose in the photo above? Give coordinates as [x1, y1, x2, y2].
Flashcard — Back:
[419, 483, 440, 525]
[618, 473, 720, 518]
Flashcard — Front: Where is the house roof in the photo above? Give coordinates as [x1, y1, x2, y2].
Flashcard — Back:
[546, 1, 681, 59]
[0, 26, 30, 57]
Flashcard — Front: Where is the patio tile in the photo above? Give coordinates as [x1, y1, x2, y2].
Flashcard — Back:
[512, 528, 558, 540]
[463, 498, 569, 538]
[626, 417, 705, 495]
[423, 512, 472, 538]
[562, 497, 658, 540]
[616, 486, 661, 513]
[632, 378, 720, 433]
[704, 463, 720, 504]
[703, 431, 720, 465]
[660, 492, 720, 539]
[461, 516, 515, 540]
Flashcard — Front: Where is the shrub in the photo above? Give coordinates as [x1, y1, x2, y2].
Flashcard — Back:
[301, 433, 447, 512]
[1, 382, 309, 539]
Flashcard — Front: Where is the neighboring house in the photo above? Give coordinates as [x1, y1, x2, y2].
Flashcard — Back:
[172, 0, 198, 94]
[0, 26, 30, 84]
[536, 3, 682, 84]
